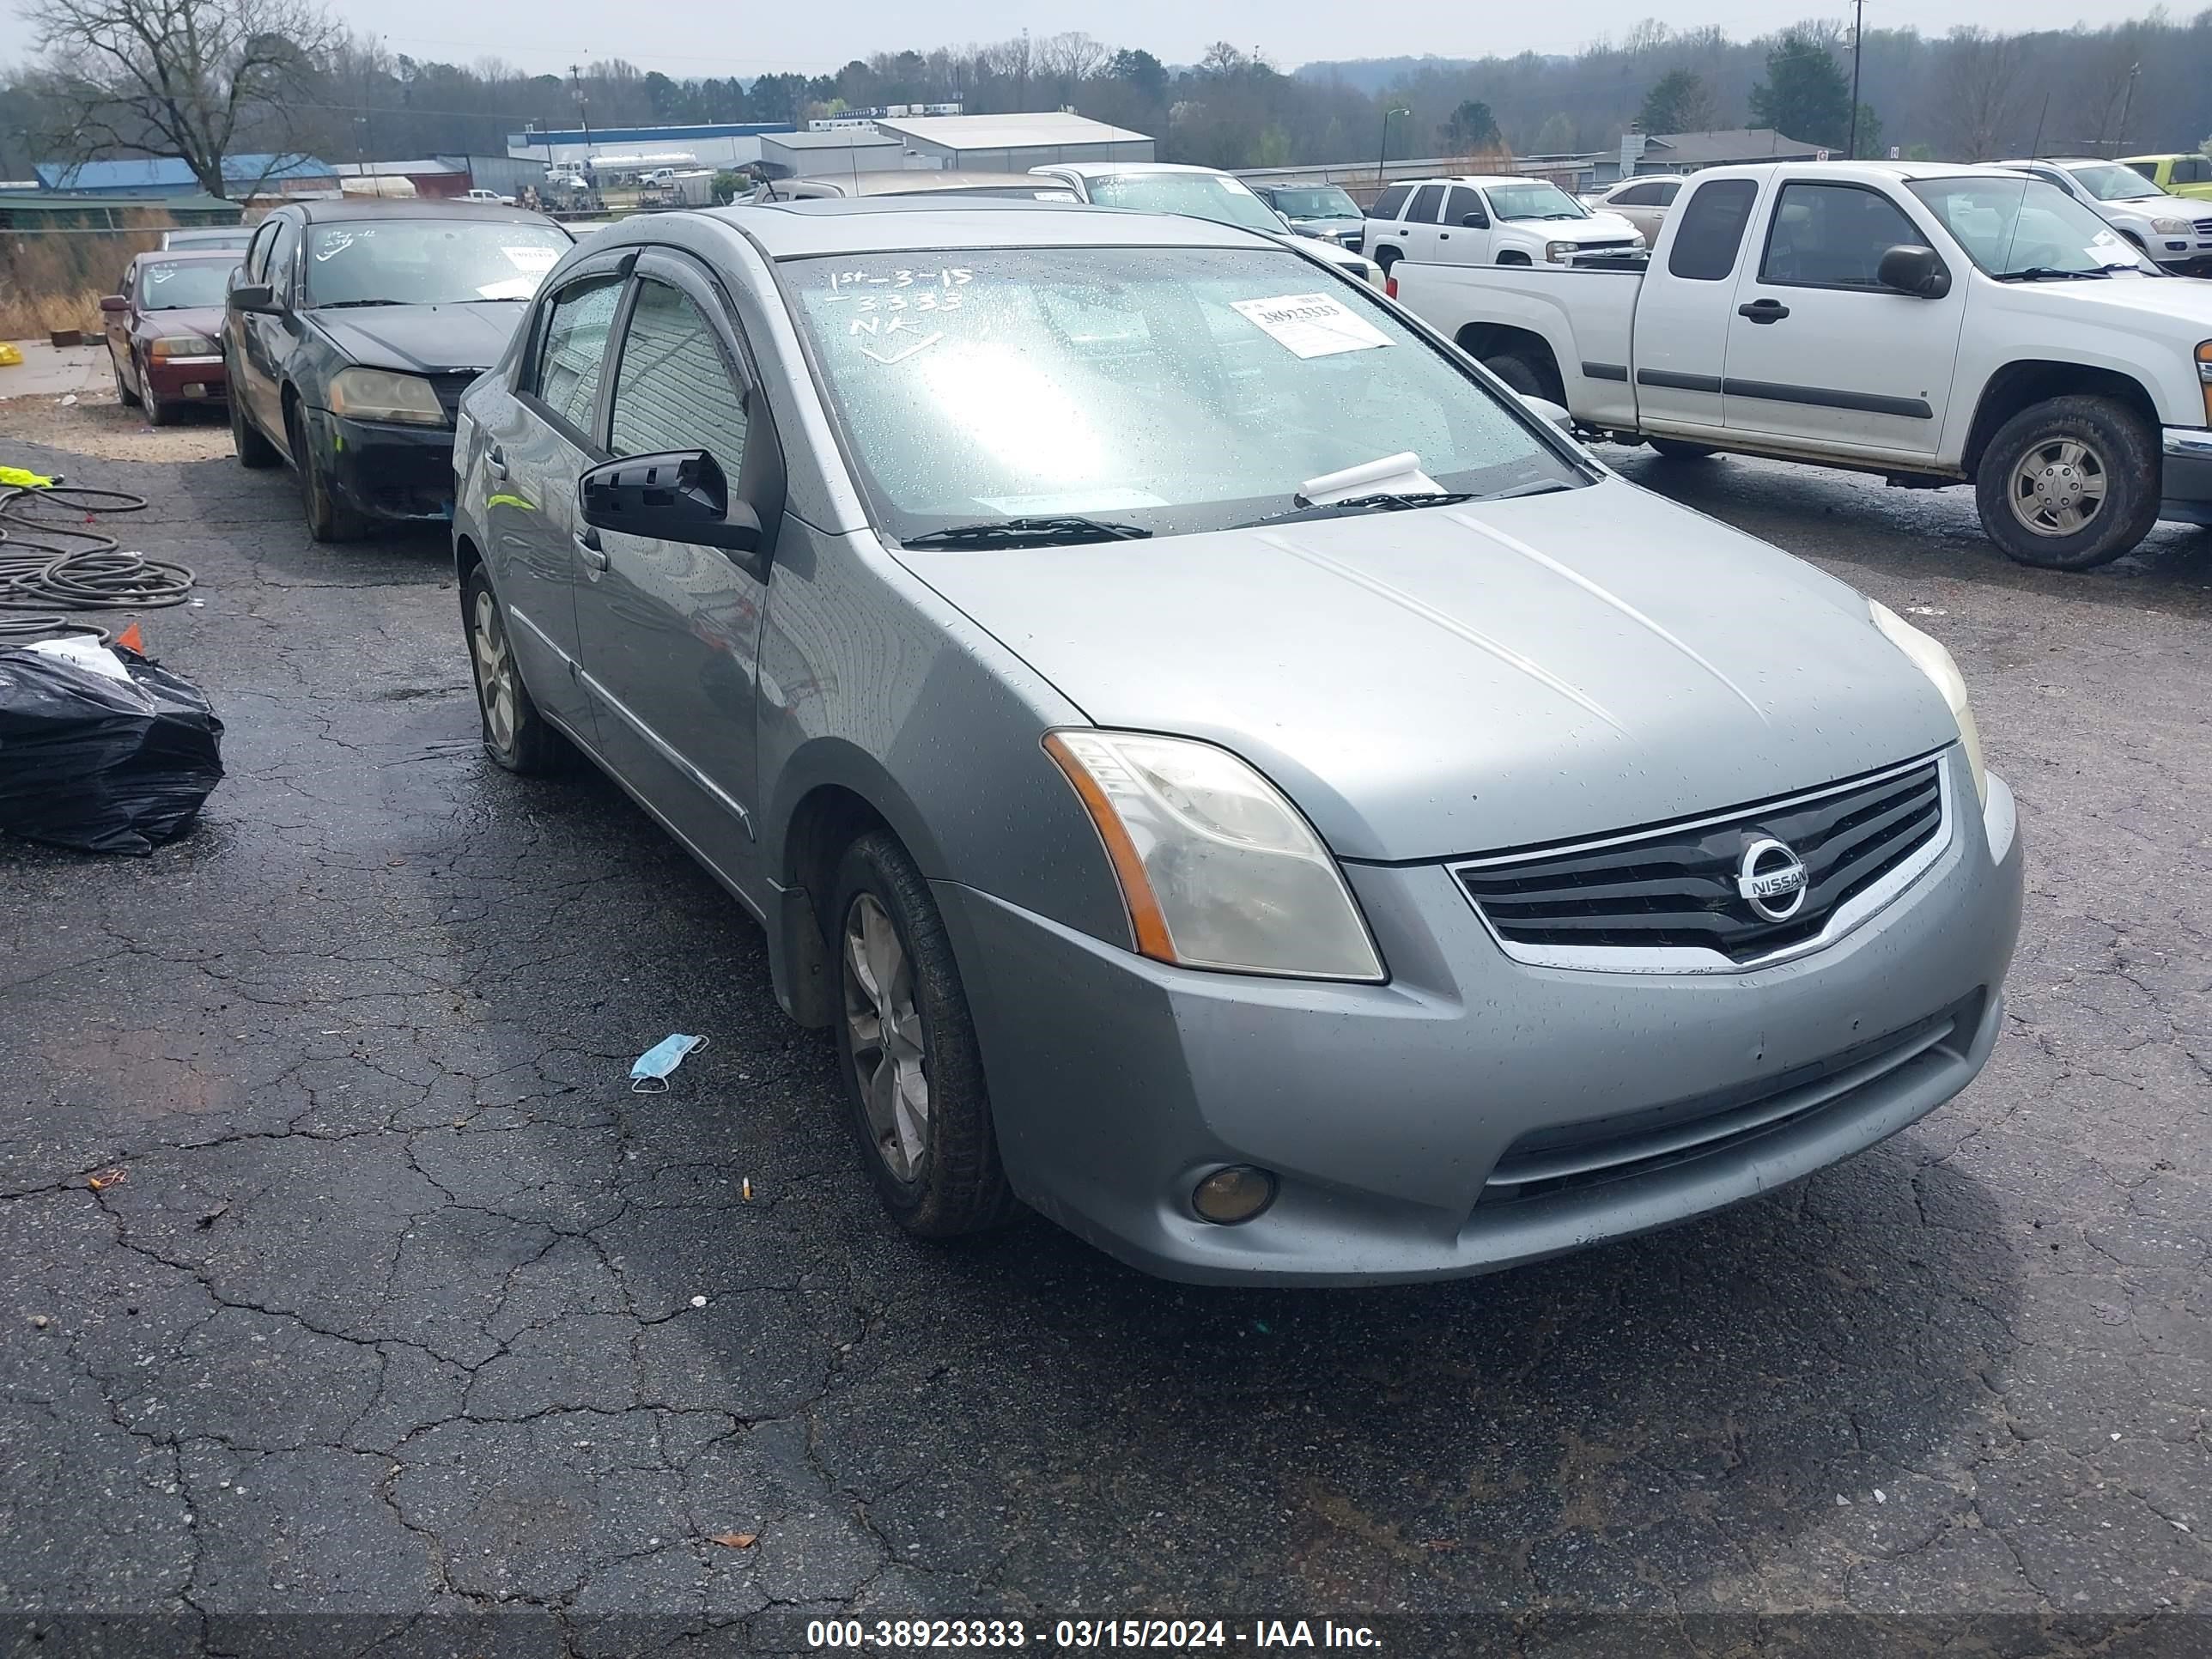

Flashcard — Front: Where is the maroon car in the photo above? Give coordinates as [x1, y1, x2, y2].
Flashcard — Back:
[100, 249, 240, 424]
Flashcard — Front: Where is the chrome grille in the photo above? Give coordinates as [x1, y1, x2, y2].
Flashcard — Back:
[430, 372, 482, 421]
[2193, 217, 2212, 236]
[1454, 757, 1946, 966]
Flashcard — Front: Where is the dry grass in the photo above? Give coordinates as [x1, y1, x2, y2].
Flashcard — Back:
[0, 214, 167, 339]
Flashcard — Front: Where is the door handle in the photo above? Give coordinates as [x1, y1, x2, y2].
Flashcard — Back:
[487, 443, 507, 478]
[1738, 298, 1790, 323]
[574, 526, 608, 573]
[1438, 232, 1450, 240]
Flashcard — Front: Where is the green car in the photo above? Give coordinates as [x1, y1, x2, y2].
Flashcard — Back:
[2121, 153, 2212, 200]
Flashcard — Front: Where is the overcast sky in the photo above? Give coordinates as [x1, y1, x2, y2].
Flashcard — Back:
[0, 1, 2129, 77]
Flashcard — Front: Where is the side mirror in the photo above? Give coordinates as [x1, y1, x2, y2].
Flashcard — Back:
[1519, 393, 1575, 434]
[1461, 211, 1488, 228]
[580, 450, 764, 558]
[1877, 243, 1950, 299]
[230, 283, 276, 313]
[1275, 209, 1294, 229]
[99, 294, 128, 313]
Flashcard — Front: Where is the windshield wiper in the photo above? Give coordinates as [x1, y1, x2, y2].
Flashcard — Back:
[313, 298, 404, 308]
[1240, 490, 1481, 526]
[900, 516, 1154, 549]
[1996, 265, 2113, 282]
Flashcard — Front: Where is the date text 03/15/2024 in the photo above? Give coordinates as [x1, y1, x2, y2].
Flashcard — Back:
[805, 1620, 1384, 1650]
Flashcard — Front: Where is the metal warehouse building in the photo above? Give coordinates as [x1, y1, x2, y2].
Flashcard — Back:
[757, 128, 908, 182]
[869, 112, 1153, 172]
[507, 122, 797, 171]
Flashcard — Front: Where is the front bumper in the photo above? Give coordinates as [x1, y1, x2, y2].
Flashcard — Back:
[143, 355, 226, 403]
[939, 749, 2022, 1285]
[2160, 426, 2212, 524]
[305, 407, 457, 524]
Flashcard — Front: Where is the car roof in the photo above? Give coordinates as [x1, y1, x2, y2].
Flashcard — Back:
[790, 169, 1079, 197]
[277, 197, 563, 227]
[707, 196, 1278, 258]
[130, 247, 241, 265]
[2118, 153, 2186, 163]
[1031, 161, 1231, 179]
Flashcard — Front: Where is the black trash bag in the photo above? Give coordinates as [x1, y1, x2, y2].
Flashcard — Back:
[0, 641, 224, 854]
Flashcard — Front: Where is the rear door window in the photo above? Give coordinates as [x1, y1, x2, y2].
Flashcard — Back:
[1666, 178, 1759, 280]
[2178, 156, 2212, 185]
[532, 276, 623, 440]
[1407, 184, 1447, 224]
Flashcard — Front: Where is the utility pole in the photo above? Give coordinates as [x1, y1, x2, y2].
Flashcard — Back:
[1847, 0, 1866, 160]
[2114, 64, 2140, 157]
[1379, 106, 1408, 190]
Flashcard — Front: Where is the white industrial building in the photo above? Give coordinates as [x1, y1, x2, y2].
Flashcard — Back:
[870, 112, 1153, 172]
[757, 128, 908, 182]
[506, 122, 796, 172]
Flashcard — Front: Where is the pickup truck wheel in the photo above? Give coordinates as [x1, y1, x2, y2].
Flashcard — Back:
[1648, 439, 1717, 461]
[830, 830, 1016, 1239]
[1975, 395, 2159, 571]
[1484, 349, 1564, 405]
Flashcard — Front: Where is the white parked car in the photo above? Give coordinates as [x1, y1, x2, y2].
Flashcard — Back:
[1030, 161, 1384, 287]
[1586, 175, 1685, 244]
[1391, 161, 2206, 570]
[1996, 158, 2212, 270]
[1365, 175, 1644, 272]
[463, 187, 517, 206]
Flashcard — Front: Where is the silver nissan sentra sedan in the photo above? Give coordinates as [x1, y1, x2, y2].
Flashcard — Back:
[450, 198, 2023, 1285]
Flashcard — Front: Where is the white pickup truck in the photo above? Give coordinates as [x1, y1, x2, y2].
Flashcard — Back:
[1392, 159, 2212, 569]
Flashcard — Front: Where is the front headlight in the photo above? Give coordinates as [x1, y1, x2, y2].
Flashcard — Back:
[328, 367, 447, 426]
[1870, 601, 1987, 804]
[1044, 730, 1385, 981]
[149, 334, 220, 359]
[1545, 240, 1576, 263]
[2152, 216, 2191, 234]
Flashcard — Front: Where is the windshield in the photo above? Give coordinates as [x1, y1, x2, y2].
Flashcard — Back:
[2063, 162, 2166, 203]
[1085, 173, 1285, 236]
[1268, 187, 1362, 220]
[301, 221, 572, 307]
[137, 259, 234, 309]
[1907, 176, 2148, 277]
[1483, 182, 1589, 222]
[787, 245, 1579, 541]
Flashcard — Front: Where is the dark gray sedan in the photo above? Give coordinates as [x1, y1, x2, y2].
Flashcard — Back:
[451, 198, 2021, 1285]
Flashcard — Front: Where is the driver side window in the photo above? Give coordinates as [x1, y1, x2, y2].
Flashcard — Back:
[263, 221, 300, 303]
[608, 278, 748, 474]
[1759, 183, 1921, 289]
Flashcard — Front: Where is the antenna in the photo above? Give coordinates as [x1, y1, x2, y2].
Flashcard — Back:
[2029, 92, 2049, 160]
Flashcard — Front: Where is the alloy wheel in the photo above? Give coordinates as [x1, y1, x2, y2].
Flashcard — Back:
[2008, 437, 2108, 537]
[471, 591, 517, 752]
[842, 891, 930, 1182]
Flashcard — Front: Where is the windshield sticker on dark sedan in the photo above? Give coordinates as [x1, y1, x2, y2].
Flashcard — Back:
[1230, 293, 1394, 359]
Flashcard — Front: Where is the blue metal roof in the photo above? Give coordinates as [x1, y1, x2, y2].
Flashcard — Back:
[33, 153, 336, 193]
[506, 123, 795, 148]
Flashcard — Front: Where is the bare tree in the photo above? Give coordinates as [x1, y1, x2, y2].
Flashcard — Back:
[1036, 31, 1109, 94]
[25, 0, 338, 198]
[1940, 26, 2026, 161]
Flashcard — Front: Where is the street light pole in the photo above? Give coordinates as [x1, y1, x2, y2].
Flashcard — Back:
[1378, 106, 1408, 190]
[1847, 0, 1865, 159]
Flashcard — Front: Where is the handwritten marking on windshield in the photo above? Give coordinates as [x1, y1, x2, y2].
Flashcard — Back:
[857, 331, 944, 367]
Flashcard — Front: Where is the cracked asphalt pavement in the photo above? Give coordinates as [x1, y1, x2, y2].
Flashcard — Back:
[1, 428, 2207, 1657]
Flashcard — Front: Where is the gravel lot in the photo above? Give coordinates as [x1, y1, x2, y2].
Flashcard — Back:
[0, 429, 2206, 1657]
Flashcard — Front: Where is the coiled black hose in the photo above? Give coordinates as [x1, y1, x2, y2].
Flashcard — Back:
[0, 483, 196, 620]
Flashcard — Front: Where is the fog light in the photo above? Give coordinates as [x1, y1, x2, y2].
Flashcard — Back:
[1191, 1165, 1276, 1224]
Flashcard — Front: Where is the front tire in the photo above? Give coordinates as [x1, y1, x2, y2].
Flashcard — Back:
[1648, 438, 1718, 461]
[462, 564, 564, 775]
[228, 371, 280, 468]
[1974, 395, 2158, 571]
[830, 830, 1014, 1239]
[140, 358, 174, 428]
[289, 402, 365, 543]
[112, 349, 141, 409]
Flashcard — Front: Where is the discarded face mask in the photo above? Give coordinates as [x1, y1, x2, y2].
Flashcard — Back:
[630, 1033, 708, 1092]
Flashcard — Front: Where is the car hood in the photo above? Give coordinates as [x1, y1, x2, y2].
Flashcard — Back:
[1553, 210, 1639, 240]
[1291, 215, 1365, 233]
[901, 477, 1959, 861]
[132, 304, 225, 342]
[1992, 268, 2212, 326]
[307, 301, 526, 374]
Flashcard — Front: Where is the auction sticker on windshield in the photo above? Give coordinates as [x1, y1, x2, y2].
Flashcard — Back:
[1230, 293, 1393, 359]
